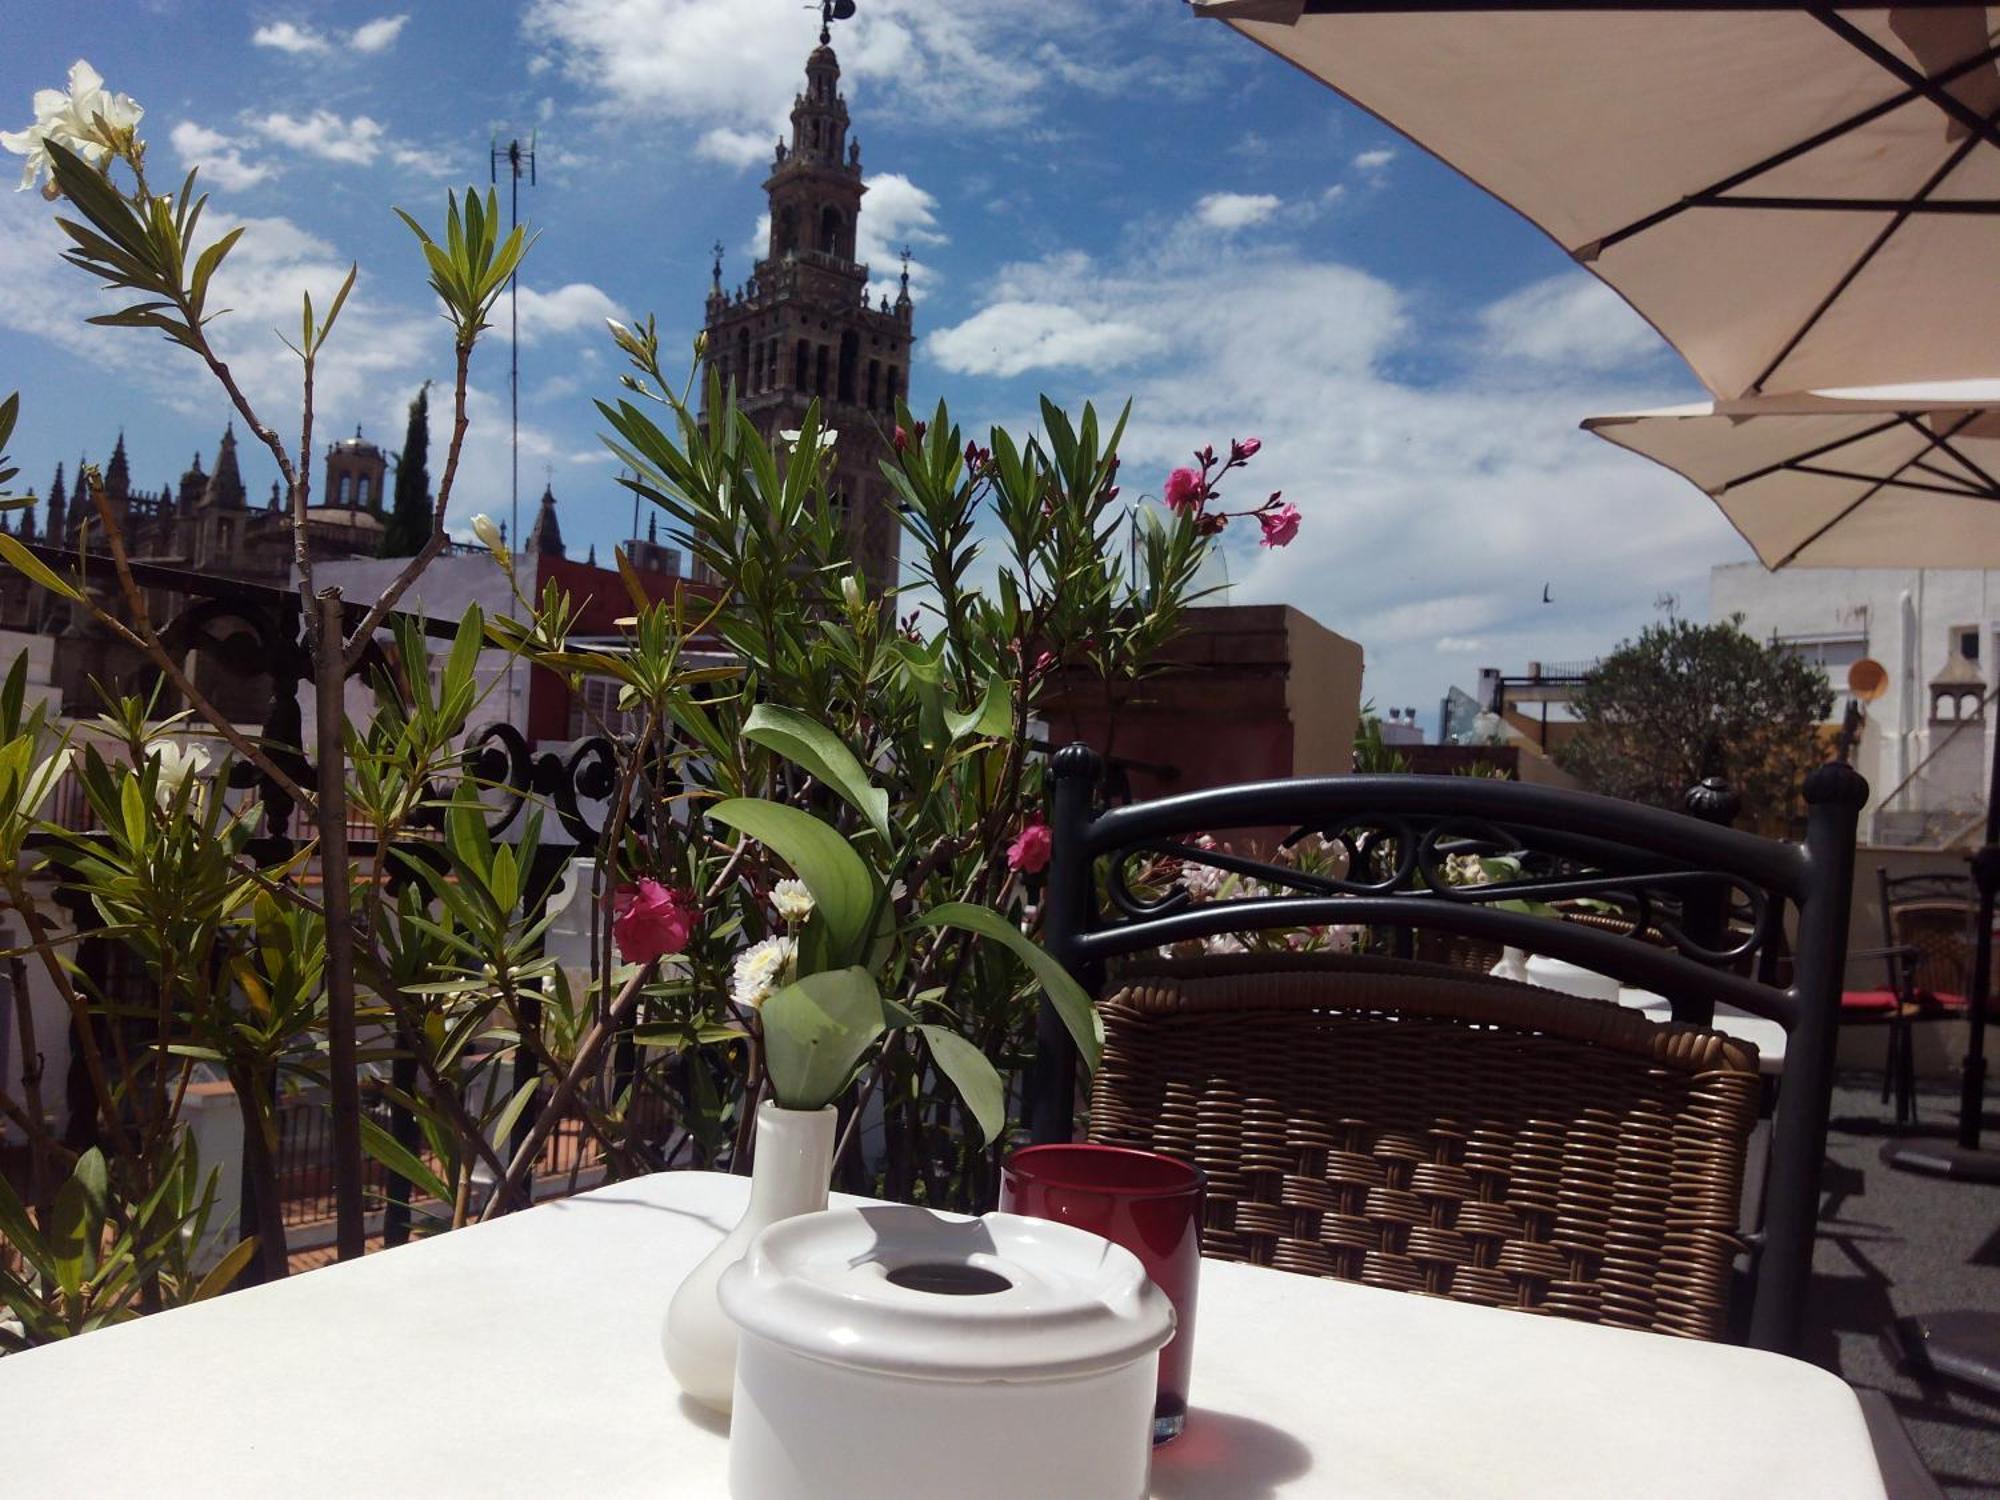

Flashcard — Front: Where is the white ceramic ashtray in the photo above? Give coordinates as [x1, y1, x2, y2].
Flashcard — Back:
[717, 1203, 1174, 1500]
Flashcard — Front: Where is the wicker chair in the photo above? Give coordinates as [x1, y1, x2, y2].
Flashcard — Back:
[1031, 752, 1867, 1356]
[1090, 953, 1760, 1342]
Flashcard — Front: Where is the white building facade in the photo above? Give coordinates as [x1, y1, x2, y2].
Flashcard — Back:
[1711, 562, 1999, 846]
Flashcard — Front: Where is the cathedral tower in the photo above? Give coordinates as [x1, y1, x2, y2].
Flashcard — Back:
[700, 26, 911, 585]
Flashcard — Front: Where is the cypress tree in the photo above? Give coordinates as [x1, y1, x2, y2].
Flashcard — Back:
[379, 382, 432, 557]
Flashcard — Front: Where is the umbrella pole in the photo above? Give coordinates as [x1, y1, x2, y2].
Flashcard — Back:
[1957, 728, 1998, 1151]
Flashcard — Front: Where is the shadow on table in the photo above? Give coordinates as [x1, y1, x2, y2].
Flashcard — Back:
[1149, 1409, 1313, 1498]
[677, 1393, 730, 1438]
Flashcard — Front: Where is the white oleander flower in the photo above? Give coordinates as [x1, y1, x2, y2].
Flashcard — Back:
[1443, 853, 1486, 887]
[730, 934, 795, 1011]
[1203, 932, 1248, 956]
[1178, 836, 1227, 899]
[151, 739, 209, 808]
[771, 878, 815, 924]
[778, 428, 839, 458]
[2, 61, 142, 198]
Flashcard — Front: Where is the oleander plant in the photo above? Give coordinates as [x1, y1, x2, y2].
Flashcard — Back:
[0, 60, 1301, 1350]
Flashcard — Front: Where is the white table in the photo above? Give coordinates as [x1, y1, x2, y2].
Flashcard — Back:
[0, 1172, 1887, 1499]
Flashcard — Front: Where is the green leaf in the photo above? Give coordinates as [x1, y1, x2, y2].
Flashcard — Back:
[917, 1025, 1006, 1145]
[359, 1115, 453, 1205]
[945, 672, 1013, 742]
[709, 798, 876, 963]
[190, 1237, 261, 1302]
[0, 535, 82, 602]
[917, 903, 1102, 1073]
[49, 1175, 91, 1299]
[742, 705, 890, 843]
[761, 967, 885, 1110]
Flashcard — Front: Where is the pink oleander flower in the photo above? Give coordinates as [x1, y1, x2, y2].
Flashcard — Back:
[1258, 503, 1301, 548]
[1231, 437, 1262, 462]
[892, 425, 910, 453]
[613, 879, 696, 963]
[1007, 818, 1053, 875]
[1163, 467, 1204, 514]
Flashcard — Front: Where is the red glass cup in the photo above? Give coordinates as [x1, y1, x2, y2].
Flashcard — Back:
[1000, 1144, 1203, 1444]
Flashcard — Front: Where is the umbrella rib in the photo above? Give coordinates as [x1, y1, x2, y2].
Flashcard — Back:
[1816, 9, 2000, 155]
[1773, 413, 1985, 569]
[1909, 456, 1991, 492]
[1719, 415, 1907, 492]
[1907, 413, 2000, 495]
[1749, 113, 1993, 392]
[1785, 463, 1999, 502]
[1581, 39, 2000, 260]
[1692, 196, 2000, 214]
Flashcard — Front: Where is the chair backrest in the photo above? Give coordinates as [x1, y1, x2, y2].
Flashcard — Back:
[1033, 749, 1868, 1356]
[1090, 953, 1761, 1341]
[1877, 868, 1974, 1000]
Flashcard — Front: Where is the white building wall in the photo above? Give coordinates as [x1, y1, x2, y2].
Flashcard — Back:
[299, 554, 527, 751]
[1710, 562, 2000, 844]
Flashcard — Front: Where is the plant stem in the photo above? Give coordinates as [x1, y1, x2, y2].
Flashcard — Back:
[314, 589, 365, 1262]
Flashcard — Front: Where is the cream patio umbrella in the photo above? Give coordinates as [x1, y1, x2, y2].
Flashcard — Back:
[1194, 2, 2000, 400]
[1583, 381, 2000, 569]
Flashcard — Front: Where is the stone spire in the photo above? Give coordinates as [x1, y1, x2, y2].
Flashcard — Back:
[44, 463, 65, 539]
[202, 422, 246, 511]
[527, 481, 565, 558]
[104, 431, 130, 500]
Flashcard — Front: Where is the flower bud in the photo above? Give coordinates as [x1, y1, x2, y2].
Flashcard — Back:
[470, 513, 511, 566]
[841, 574, 864, 614]
[1232, 437, 1263, 462]
[693, 329, 709, 359]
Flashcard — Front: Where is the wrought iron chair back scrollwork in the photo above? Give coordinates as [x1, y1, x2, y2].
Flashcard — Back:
[1031, 746, 1867, 1356]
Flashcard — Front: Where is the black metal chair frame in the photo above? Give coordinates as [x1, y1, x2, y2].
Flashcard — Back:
[1032, 745, 1868, 1357]
[1866, 870, 1976, 1125]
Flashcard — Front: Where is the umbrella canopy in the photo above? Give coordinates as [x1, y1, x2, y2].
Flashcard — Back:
[1584, 381, 2000, 569]
[1195, 2, 2000, 399]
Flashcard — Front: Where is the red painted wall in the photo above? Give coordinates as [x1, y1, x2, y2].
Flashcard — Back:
[526, 555, 722, 742]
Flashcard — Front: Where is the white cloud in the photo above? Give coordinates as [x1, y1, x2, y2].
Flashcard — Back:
[252, 20, 329, 53]
[350, 15, 410, 53]
[253, 15, 408, 55]
[1352, 147, 1395, 173]
[1480, 274, 1665, 372]
[697, 127, 772, 170]
[858, 172, 944, 300]
[170, 121, 274, 191]
[522, 0, 1154, 136]
[924, 240, 1732, 715]
[514, 282, 623, 344]
[930, 302, 1165, 379]
[1196, 191, 1281, 232]
[0, 191, 442, 456]
[253, 110, 387, 166]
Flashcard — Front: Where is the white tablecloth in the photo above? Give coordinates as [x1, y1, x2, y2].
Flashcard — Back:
[0, 1172, 1885, 1498]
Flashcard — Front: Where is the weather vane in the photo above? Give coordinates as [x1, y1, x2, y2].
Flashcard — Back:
[815, 0, 856, 45]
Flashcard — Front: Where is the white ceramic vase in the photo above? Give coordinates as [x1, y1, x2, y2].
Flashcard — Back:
[663, 1101, 837, 1412]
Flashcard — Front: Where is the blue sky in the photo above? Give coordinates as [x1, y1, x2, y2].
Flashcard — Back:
[0, 0, 1744, 723]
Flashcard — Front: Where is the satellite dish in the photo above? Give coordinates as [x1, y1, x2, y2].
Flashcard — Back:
[1848, 658, 1889, 702]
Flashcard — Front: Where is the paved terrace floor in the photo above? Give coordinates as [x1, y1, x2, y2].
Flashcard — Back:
[1817, 1076, 2000, 1497]
[280, 1075, 2000, 1492]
